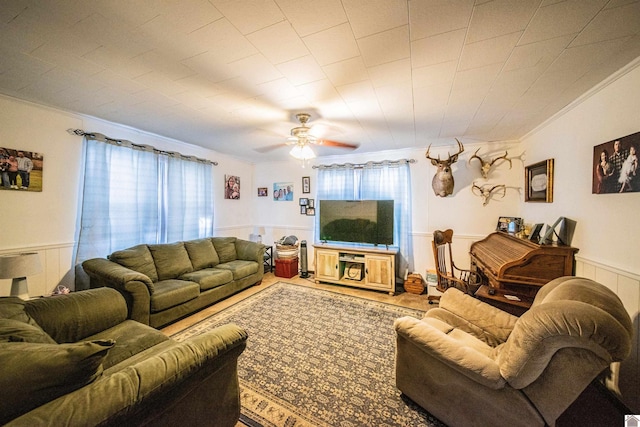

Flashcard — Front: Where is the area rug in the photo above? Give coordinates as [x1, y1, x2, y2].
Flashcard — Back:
[172, 282, 446, 427]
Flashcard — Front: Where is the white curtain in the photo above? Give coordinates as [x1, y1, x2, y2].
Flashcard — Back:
[360, 162, 413, 275]
[76, 136, 214, 264]
[316, 161, 413, 273]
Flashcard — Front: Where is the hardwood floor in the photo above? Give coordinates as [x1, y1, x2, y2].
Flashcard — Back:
[161, 272, 433, 336]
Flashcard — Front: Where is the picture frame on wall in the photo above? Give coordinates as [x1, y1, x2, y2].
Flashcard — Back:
[300, 206, 307, 214]
[273, 182, 293, 201]
[302, 176, 310, 193]
[299, 198, 308, 206]
[306, 207, 315, 216]
[257, 187, 268, 197]
[525, 159, 554, 202]
[0, 147, 43, 192]
[592, 131, 640, 194]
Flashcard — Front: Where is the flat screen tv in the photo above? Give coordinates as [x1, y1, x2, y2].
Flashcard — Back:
[319, 200, 394, 245]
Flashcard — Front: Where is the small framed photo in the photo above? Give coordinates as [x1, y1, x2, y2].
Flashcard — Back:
[496, 216, 522, 234]
[299, 197, 309, 206]
[306, 207, 315, 216]
[257, 187, 268, 197]
[529, 223, 544, 241]
[308, 199, 314, 208]
[302, 176, 310, 193]
[525, 159, 554, 202]
[300, 206, 307, 214]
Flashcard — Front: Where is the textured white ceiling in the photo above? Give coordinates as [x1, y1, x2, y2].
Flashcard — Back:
[1, 0, 639, 162]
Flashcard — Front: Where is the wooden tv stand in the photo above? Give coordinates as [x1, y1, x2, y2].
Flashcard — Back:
[313, 243, 397, 295]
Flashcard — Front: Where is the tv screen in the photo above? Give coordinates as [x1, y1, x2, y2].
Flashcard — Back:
[319, 200, 394, 245]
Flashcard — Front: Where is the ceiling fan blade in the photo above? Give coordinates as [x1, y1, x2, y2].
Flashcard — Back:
[316, 139, 359, 149]
[254, 143, 287, 153]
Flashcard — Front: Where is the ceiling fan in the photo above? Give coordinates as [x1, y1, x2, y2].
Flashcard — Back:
[256, 113, 359, 163]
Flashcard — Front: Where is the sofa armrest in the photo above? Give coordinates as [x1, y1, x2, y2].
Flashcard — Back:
[24, 288, 128, 343]
[394, 316, 506, 390]
[7, 324, 248, 427]
[431, 288, 518, 346]
[82, 258, 153, 325]
[235, 239, 265, 263]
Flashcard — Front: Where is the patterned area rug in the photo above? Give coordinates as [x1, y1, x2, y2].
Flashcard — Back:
[172, 282, 446, 427]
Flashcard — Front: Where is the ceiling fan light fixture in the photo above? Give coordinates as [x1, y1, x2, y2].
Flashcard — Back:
[289, 144, 316, 160]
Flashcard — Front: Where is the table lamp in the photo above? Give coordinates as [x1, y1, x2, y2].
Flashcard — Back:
[0, 252, 42, 299]
[252, 226, 266, 243]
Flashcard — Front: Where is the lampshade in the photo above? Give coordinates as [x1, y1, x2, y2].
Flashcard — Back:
[289, 144, 316, 160]
[0, 252, 42, 299]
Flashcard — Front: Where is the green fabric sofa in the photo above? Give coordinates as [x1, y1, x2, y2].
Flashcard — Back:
[83, 237, 265, 328]
[0, 287, 247, 426]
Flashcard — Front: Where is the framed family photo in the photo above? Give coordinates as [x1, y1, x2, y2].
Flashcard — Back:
[592, 131, 639, 194]
[0, 147, 43, 192]
[257, 187, 268, 197]
[525, 159, 554, 202]
[273, 182, 293, 201]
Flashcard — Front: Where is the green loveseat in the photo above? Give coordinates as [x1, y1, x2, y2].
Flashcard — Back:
[83, 237, 265, 328]
[0, 287, 247, 426]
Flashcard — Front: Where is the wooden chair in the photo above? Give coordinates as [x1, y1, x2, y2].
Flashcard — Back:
[431, 229, 481, 297]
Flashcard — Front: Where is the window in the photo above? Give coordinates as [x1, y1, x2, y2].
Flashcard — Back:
[316, 160, 413, 273]
[76, 135, 213, 263]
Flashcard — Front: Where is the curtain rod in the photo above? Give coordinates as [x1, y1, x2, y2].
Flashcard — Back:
[312, 158, 415, 169]
[66, 129, 218, 166]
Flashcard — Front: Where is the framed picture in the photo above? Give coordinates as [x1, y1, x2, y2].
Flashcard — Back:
[273, 182, 293, 201]
[592, 131, 639, 194]
[257, 187, 268, 197]
[225, 175, 240, 199]
[308, 199, 314, 208]
[529, 223, 544, 241]
[525, 159, 554, 202]
[496, 216, 522, 234]
[0, 147, 43, 192]
[302, 176, 310, 193]
[539, 217, 564, 244]
[306, 207, 315, 216]
[299, 198, 308, 206]
[300, 206, 307, 214]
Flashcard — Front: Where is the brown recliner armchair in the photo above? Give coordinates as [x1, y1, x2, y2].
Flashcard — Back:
[394, 276, 633, 427]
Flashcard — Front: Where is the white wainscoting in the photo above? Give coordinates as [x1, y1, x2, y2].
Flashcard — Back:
[0, 243, 76, 297]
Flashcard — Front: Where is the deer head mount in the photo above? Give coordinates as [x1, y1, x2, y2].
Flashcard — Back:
[472, 182, 506, 206]
[469, 148, 512, 179]
[425, 138, 464, 197]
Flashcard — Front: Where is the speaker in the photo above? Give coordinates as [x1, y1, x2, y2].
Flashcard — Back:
[299, 240, 309, 278]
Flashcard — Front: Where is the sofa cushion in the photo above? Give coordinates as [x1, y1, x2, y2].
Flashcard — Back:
[0, 296, 39, 325]
[0, 339, 114, 425]
[109, 244, 159, 283]
[184, 238, 219, 269]
[212, 237, 237, 263]
[149, 242, 194, 281]
[0, 319, 56, 344]
[214, 260, 259, 280]
[180, 268, 234, 291]
[85, 319, 169, 369]
[151, 280, 200, 312]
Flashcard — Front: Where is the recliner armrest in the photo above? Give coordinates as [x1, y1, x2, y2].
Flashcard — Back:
[394, 316, 506, 390]
[432, 288, 517, 346]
